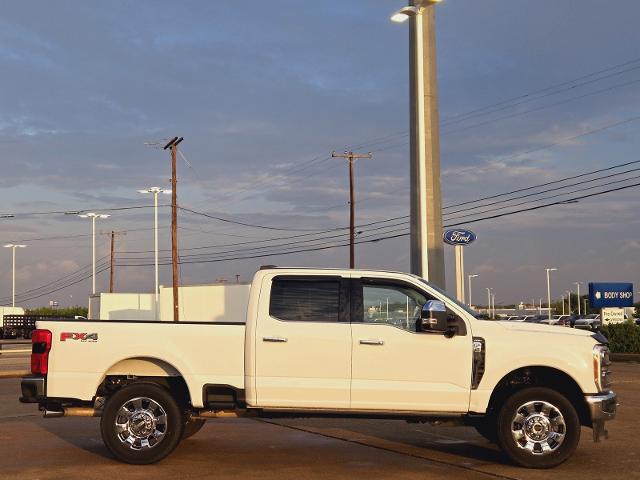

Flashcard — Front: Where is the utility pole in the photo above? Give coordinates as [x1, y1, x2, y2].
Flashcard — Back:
[331, 151, 372, 269]
[164, 136, 183, 322]
[108, 231, 126, 293]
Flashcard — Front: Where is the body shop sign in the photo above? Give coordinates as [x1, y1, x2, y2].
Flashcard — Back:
[588, 283, 634, 309]
[443, 229, 477, 246]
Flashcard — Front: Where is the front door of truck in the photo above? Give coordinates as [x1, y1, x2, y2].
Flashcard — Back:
[350, 278, 473, 412]
[254, 274, 352, 409]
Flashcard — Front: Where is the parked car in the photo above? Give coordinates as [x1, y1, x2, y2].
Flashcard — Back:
[574, 314, 601, 331]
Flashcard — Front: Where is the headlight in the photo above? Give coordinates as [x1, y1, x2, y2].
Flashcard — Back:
[593, 344, 612, 392]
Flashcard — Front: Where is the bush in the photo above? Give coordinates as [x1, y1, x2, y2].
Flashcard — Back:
[25, 306, 88, 318]
[600, 321, 640, 353]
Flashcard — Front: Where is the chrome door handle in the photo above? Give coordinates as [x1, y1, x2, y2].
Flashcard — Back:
[263, 336, 288, 343]
[359, 339, 384, 346]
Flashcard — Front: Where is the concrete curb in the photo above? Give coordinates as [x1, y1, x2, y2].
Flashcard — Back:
[0, 370, 29, 379]
[611, 353, 640, 362]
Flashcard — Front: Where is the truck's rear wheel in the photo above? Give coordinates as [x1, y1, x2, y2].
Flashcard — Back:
[182, 418, 206, 439]
[496, 387, 580, 468]
[100, 383, 184, 464]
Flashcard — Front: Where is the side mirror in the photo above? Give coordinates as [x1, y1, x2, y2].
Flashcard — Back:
[417, 300, 448, 333]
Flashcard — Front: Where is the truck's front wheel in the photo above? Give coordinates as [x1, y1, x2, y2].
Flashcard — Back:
[100, 383, 184, 464]
[497, 387, 580, 468]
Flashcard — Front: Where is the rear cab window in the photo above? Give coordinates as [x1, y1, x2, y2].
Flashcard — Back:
[269, 276, 349, 323]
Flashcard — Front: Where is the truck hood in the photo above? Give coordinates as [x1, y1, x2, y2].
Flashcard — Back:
[495, 321, 595, 338]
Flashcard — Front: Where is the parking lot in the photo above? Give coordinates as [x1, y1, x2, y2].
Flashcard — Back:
[0, 362, 637, 480]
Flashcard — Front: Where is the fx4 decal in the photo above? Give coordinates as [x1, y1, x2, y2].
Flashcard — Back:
[60, 332, 98, 342]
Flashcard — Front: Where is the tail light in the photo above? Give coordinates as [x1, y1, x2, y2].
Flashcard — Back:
[31, 329, 52, 375]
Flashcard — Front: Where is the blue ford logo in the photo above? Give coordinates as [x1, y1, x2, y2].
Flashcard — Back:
[443, 229, 476, 246]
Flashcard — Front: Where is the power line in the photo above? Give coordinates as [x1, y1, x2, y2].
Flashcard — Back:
[338, 55, 640, 155]
[0, 204, 163, 219]
[444, 158, 640, 210]
[443, 179, 640, 228]
[442, 56, 640, 124]
[441, 63, 640, 127]
[12, 168, 640, 300]
[178, 205, 346, 232]
[444, 165, 640, 217]
[445, 172, 640, 222]
[0, 257, 110, 304]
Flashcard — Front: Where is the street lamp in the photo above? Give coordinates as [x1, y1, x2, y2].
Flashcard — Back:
[391, 0, 445, 287]
[138, 187, 171, 303]
[391, 0, 442, 22]
[545, 268, 557, 321]
[574, 282, 584, 315]
[78, 213, 110, 294]
[468, 274, 479, 308]
[3, 244, 27, 307]
[491, 292, 496, 319]
[485, 287, 492, 318]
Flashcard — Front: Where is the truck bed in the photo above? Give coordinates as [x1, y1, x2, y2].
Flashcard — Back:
[38, 319, 246, 408]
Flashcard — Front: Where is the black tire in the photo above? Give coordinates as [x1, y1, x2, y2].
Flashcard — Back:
[182, 418, 206, 440]
[474, 415, 498, 443]
[496, 387, 580, 468]
[100, 382, 184, 464]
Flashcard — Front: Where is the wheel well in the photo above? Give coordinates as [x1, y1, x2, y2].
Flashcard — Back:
[98, 357, 192, 408]
[486, 366, 590, 426]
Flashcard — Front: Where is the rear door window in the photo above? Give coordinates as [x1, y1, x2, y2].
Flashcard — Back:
[269, 277, 341, 322]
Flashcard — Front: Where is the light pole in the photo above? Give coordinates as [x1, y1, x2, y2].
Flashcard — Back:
[545, 268, 557, 321]
[468, 274, 478, 308]
[485, 287, 492, 318]
[3, 244, 27, 307]
[561, 295, 565, 315]
[391, 0, 445, 288]
[574, 282, 583, 315]
[565, 290, 572, 314]
[491, 292, 495, 319]
[138, 187, 171, 303]
[78, 213, 110, 294]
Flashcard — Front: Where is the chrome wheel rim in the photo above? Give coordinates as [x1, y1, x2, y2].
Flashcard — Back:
[511, 400, 566, 455]
[115, 396, 168, 450]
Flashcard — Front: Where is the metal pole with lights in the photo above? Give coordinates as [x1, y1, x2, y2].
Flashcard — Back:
[78, 213, 110, 294]
[3, 244, 27, 307]
[468, 274, 478, 308]
[545, 268, 557, 321]
[138, 187, 171, 303]
[574, 282, 583, 316]
[391, 0, 445, 288]
[485, 287, 492, 318]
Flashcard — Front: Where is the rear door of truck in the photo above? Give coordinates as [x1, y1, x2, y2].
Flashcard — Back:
[253, 273, 352, 408]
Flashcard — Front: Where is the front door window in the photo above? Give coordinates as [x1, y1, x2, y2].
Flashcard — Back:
[363, 284, 431, 332]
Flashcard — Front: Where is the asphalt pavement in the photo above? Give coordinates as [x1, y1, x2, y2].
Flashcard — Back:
[0, 363, 638, 480]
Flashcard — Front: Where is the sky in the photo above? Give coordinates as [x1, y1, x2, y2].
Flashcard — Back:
[1, 0, 640, 309]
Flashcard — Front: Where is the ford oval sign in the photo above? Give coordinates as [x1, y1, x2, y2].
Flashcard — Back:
[443, 229, 476, 246]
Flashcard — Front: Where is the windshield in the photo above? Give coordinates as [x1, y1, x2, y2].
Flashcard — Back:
[416, 276, 481, 318]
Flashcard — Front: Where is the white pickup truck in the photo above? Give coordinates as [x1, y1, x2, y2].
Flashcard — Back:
[20, 267, 616, 468]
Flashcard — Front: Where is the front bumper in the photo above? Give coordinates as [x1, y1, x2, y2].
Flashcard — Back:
[585, 390, 617, 442]
[19, 375, 45, 403]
